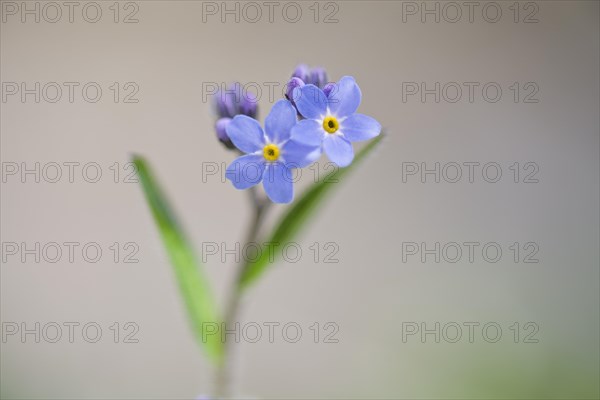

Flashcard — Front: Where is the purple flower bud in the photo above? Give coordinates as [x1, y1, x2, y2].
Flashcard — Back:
[285, 77, 305, 103]
[239, 90, 258, 119]
[292, 64, 310, 83]
[215, 117, 235, 149]
[323, 82, 336, 98]
[214, 82, 260, 120]
[213, 92, 227, 118]
[228, 82, 245, 115]
[309, 67, 328, 89]
[214, 90, 236, 119]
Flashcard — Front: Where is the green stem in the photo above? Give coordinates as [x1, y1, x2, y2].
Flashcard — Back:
[214, 186, 270, 398]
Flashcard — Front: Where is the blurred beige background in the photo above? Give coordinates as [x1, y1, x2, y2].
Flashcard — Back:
[1, 1, 599, 399]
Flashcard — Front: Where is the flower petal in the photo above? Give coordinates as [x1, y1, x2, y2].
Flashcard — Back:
[290, 119, 324, 146]
[225, 154, 265, 189]
[282, 139, 322, 168]
[226, 115, 266, 153]
[294, 84, 328, 119]
[263, 163, 294, 204]
[323, 135, 354, 167]
[327, 76, 362, 118]
[264, 99, 298, 144]
[341, 114, 381, 142]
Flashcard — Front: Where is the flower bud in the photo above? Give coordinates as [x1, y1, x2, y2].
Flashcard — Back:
[285, 77, 305, 103]
[323, 82, 336, 98]
[215, 117, 235, 149]
[291, 64, 310, 83]
[214, 91, 234, 119]
[239, 91, 258, 119]
[310, 67, 328, 89]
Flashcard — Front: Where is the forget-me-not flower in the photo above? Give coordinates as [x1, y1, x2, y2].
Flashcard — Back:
[290, 76, 381, 167]
[225, 99, 320, 203]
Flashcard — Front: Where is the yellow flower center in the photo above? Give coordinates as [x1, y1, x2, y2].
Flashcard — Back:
[263, 143, 280, 161]
[323, 116, 339, 134]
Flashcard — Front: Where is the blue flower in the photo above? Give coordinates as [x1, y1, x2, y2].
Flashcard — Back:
[290, 76, 381, 167]
[225, 100, 320, 204]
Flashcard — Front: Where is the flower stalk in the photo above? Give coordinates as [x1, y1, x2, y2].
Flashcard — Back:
[214, 185, 271, 398]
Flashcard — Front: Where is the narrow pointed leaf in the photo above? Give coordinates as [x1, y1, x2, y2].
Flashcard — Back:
[133, 155, 223, 363]
[239, 134, 384, 289]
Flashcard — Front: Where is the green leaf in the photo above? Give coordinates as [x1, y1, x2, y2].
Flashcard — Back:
[133, 155, 223, 363]
[239, 133, 384, 290]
